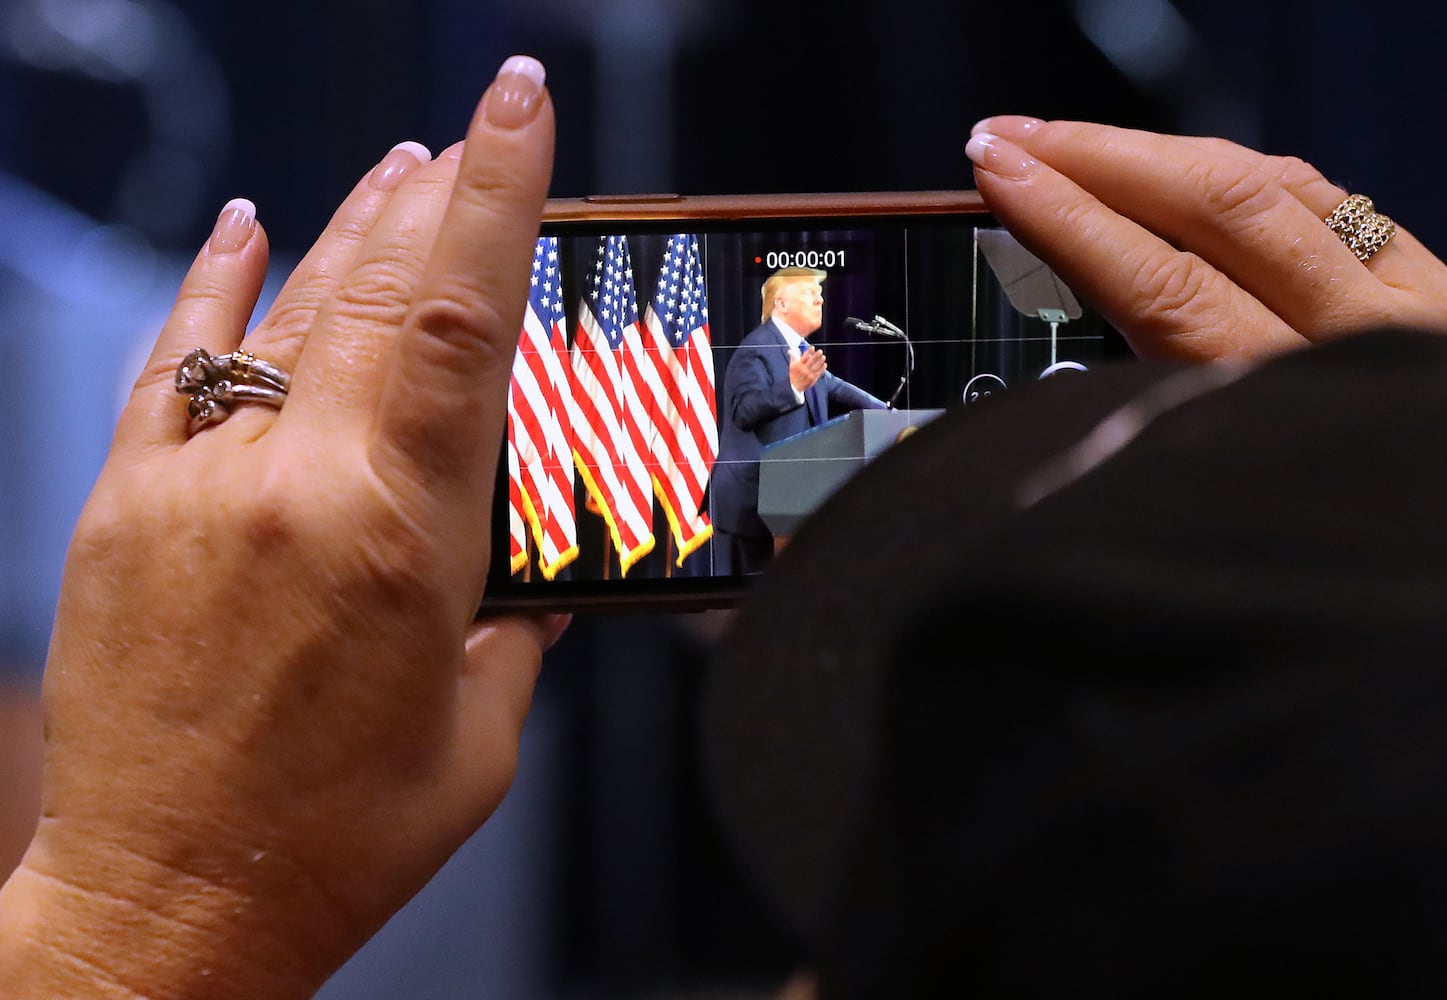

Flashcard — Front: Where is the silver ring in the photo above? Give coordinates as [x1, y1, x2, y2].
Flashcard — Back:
[1325, 193, 1396, 264]
[176, 346, 290, 435]
[215, 349, 290, 393]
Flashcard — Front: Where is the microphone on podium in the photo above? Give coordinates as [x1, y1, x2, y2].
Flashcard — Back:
[843, 315, 914, 409]
[844, 315, 906, 339]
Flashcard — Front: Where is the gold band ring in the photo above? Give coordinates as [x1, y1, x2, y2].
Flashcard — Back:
[1325, 194, 1396, 264]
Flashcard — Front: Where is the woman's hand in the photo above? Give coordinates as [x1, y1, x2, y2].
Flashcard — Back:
[966, 117, 1447, 362]
[1, 55, 564, 1000]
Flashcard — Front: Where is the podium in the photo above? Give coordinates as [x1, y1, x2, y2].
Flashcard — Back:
[757, 408, 944, 538]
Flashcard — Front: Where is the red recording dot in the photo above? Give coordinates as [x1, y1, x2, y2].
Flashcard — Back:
[754, 256, 762, 263]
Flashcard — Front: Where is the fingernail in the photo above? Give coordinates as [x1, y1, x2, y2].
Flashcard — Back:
[439, 140, 466, 161]
[971, 115, 1045, 139]
[965, 133, 1039, 180]
[482, 54, 546, 130]
[369, 140, 432, 191]
[209, 197, 256, 254]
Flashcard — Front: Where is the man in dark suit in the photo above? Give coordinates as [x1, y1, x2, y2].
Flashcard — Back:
[711, 266, 887, 575]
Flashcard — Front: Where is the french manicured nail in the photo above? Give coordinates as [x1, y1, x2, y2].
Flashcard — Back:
[209, 197, 256, 254]
[483, 54, 546, 130]
[370, 140, 432, 191]
[971, 115, 1045, 139]
[965, 133, 1039, 180]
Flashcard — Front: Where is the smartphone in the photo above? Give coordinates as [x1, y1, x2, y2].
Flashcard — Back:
[480, 191, 1128, 614]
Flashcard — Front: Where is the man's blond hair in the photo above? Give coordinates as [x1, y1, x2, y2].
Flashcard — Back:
[761, 266, 826, 323]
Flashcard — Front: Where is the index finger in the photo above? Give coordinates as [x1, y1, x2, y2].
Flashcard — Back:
[374, 55, 555, 491]
[965, 124, 1303, 362]
[969, 119, 1398, 351]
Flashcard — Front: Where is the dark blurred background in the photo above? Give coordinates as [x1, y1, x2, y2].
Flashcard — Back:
[4, 3, 1446, 997]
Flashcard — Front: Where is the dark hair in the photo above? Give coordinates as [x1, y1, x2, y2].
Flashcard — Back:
[707, 327, 1447, 999]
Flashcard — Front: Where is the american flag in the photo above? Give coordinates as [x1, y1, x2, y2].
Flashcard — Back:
[640, 233, 717, 564]
[570, 235, 656, 575]
[505, 435, 528, 574]
[506, 235, 578, 580]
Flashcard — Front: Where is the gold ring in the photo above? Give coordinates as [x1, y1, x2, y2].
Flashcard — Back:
[1325, 193, 1396, 263]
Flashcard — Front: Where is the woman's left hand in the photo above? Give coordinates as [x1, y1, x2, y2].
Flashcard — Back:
[1, 55, 563, 1000]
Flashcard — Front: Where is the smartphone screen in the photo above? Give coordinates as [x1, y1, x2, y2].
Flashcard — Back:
[481, 193, 1128, 613]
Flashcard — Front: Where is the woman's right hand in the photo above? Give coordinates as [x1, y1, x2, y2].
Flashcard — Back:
[966, 117, 1447, 362]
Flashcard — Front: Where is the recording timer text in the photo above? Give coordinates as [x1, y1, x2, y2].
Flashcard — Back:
[757, 250, 847, 270]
